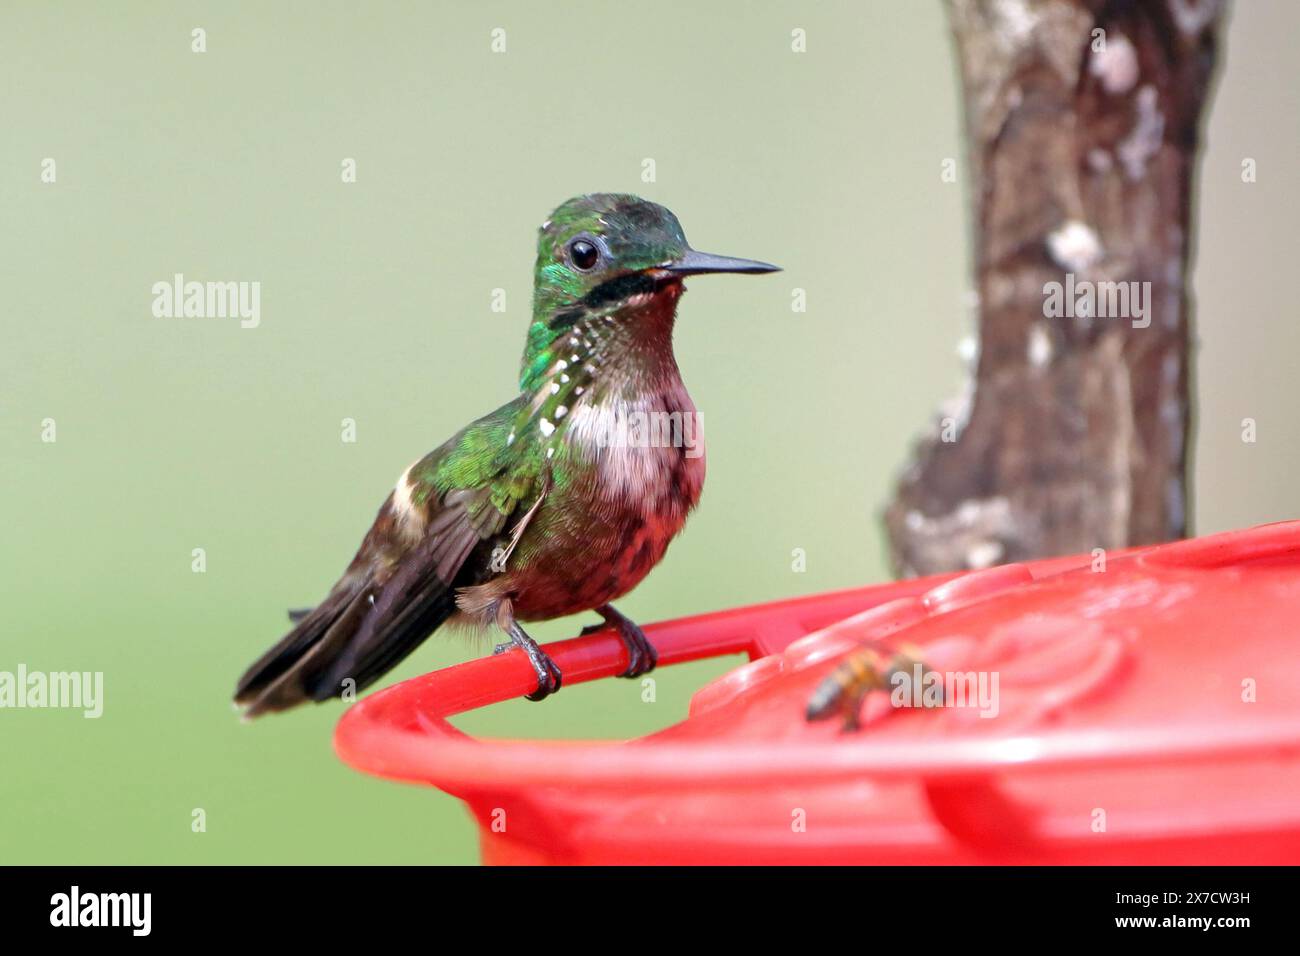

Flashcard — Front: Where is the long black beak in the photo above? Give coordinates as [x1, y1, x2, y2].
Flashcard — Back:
[661, 249, 781, 276]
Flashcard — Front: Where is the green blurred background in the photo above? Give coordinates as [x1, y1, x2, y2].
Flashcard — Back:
[2, 1, 1296, 864]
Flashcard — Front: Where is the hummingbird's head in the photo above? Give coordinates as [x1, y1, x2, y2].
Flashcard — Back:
[522, 193, 778, 390]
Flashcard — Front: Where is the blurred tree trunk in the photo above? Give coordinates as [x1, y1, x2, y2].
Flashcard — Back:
[884, 0, 1226, 577]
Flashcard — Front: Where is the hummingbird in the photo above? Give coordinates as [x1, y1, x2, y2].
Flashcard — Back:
[234, 194, 778, 717]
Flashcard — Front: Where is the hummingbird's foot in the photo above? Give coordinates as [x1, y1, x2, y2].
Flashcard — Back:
[580, 604, 658, 679]
[805, 645, 936, 732]
[494, 622, 563, 701]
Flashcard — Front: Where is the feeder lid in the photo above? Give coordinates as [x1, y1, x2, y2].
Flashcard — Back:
[335, 521, 1300, 864]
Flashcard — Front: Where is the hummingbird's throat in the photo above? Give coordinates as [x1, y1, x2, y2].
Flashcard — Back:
[514, 279, 684, 448]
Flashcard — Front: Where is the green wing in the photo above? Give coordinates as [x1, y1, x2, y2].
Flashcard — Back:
[413, 394, 545, 542]
[313, 396, 548, 696]
[234, 395, 547, 716]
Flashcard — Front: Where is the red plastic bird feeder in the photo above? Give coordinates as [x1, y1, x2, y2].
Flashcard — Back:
[334, 521, 1300, 864]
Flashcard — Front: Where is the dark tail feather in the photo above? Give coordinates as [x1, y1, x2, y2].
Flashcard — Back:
[236, 501, 484, 719]
[318, 581, 460, 699]
[234, 574, 461, 719]
[236, 594, 345, 702]
[309, 520, 480, 703]
[234, 580, 371, 718]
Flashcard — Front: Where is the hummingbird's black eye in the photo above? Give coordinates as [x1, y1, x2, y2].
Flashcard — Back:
[568, 238, 599, 271]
